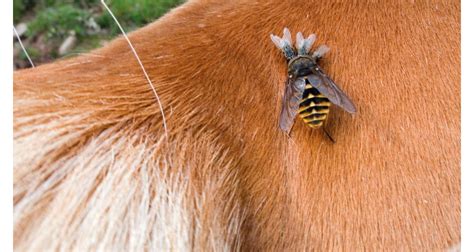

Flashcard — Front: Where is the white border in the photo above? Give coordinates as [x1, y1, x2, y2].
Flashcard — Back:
[2, 0, 14, 251]
[461, 0, 472, 251]
[461, 0, 474, 251]
[4, 1, 468, 252]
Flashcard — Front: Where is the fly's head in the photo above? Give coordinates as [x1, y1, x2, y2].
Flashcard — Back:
[288, 56, 316, 78]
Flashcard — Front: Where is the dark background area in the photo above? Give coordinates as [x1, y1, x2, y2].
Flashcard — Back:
[13, 0, 183, 69]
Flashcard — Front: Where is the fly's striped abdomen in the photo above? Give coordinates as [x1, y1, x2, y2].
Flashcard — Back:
[298, 79, 331, 128]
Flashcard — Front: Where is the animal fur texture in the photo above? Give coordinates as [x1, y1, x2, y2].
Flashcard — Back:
[13, 0, 460, 251]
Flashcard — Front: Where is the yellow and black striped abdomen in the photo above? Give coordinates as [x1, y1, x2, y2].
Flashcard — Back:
[298, 80, 331, 128]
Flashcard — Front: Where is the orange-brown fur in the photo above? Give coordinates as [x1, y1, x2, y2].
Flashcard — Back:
[14, 0, 460, 250]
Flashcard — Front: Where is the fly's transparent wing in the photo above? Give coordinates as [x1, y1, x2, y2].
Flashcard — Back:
[307, 67, 357, 113]
[279, 77, 305, 133]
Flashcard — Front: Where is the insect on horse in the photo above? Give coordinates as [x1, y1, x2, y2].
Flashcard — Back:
[271, 28, 356, 140]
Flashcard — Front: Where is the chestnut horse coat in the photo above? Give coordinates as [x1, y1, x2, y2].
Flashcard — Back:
[14, 0, 460, 251]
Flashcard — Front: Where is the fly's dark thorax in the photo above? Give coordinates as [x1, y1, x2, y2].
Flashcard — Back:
[298, 78, 331, 128]
[288, 56, 316, 78]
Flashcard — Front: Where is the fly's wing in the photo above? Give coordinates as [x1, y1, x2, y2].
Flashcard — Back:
[279, 77, 305, 133]
[307, 67, 357, 114]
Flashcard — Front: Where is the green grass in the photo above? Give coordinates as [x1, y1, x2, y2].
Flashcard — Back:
[23, 0, 184, 38]
[27, 5, 92, 39]
[19, 46, 40, 61]
[98, 0, 182, 34]
[14, 0, 183, 67]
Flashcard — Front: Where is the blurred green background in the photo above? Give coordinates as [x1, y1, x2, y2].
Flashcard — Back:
[13, 0, 184, 69]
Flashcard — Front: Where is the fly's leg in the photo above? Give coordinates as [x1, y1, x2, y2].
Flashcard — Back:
[323, 127, 336, 143]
